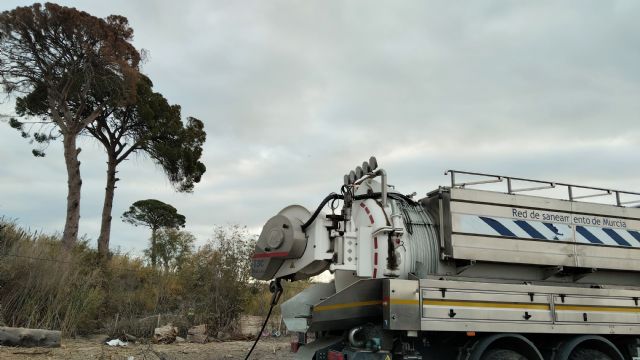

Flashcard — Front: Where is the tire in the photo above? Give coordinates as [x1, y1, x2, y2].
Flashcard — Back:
[481, 349, 527, 360]
[568, 348, 613, 360]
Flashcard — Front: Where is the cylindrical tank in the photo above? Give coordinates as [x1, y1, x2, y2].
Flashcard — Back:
[252, 169, 640, 288]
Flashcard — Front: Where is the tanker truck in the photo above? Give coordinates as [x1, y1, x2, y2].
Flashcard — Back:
[251, 157, 640, 360]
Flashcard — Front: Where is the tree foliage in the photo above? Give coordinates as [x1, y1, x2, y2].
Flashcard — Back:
[145, 228, 194, 272]
[88, 75, 207, 193]
[122, 199, 186, 231]
[0, 3, 140, 248]
[0, 3, 140, 109]
[122, 199, 186, 267]
[90, 74, 206, 258]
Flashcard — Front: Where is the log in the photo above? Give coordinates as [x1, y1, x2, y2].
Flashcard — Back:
[0, 326, 61, 348]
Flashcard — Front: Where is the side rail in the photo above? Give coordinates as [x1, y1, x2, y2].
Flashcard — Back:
[406, 278, 640, 335]
[445, 170, 640, 207]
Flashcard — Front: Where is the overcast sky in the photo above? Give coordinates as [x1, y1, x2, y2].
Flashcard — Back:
[1, 1, 640, 254]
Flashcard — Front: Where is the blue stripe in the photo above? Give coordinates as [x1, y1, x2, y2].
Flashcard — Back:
[543, 223, 563, 239]
[480, 216, 516, 237]
[628, 230, 640, 243]
[514, 220, 547, 240]
[601, 228, 631, 247]
[576, 226, 604, 244]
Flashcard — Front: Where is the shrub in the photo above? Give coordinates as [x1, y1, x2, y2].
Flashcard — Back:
[178, 225, 257, 335]
[0, 219, 279, 338]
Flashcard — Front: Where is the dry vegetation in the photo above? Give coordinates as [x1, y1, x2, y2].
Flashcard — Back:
[0, 219, 307, 340]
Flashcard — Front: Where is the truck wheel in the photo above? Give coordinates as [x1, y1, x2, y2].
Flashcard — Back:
[568, 349, 612, 360]
[481, 349, 527, 360]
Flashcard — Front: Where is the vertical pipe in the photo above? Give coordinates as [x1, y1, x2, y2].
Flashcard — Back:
[568, 186, 573, 201]
[377, 169, 388, 208]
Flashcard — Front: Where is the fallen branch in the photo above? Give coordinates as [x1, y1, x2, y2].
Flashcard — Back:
[0, 326, 61, 348]
[12, 350, 52, 355]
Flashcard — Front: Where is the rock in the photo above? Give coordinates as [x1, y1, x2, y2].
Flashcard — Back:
[187, 324, 208, 343]
[153, 324, 178, 344]
[239, 315, 264, 337]
[175, 336, 185, 343]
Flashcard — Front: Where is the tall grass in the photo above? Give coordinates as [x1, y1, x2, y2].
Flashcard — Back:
[0, 220, 104, 335]
[0, 219, 309, 338]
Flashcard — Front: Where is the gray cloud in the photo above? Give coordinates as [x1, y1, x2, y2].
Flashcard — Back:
[1, 0, 640, 253]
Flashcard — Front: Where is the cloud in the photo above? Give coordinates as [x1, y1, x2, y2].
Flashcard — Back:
[1, 0, 640, 255]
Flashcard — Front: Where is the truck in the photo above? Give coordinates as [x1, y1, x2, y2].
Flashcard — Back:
[250, 157, 640, 360]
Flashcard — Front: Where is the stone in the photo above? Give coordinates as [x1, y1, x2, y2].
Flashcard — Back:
[187, 324, 208, 343]
[153, 324, 178, 344]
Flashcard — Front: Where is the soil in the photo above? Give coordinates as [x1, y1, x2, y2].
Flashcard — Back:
[0, 336, 294, 360]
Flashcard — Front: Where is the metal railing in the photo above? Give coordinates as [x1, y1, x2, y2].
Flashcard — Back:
[445, 170, 640, 207]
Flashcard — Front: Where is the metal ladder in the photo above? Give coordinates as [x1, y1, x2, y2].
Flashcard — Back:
[445, 170, 640, 207]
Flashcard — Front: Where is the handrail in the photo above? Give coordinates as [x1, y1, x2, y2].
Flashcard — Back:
[444, 170, 640, 207]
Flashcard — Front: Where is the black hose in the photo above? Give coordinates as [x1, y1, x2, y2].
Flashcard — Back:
[301, 193, 344, 231]
[244, 301, 275, 360]
[300, 191, 416, 232]
[244, 280, 283, 360]
[354, 191, 418, 204]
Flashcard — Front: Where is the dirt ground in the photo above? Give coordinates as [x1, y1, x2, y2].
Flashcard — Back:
[0, 337, 294, 360]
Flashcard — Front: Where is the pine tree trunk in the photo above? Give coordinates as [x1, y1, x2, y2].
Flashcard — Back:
[151, 226, 158, 267]
[62, 133, 82, 250]
[97, 155, 118, 258]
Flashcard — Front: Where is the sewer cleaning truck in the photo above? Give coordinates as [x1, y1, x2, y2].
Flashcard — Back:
[251, 157, 640, 360]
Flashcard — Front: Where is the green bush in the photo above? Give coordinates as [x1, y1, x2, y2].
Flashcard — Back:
[178, 225, 257, 335]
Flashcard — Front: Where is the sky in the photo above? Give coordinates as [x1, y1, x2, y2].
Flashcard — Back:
[1, 1, 640, 254]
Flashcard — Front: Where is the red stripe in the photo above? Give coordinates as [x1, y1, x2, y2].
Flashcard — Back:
[369, 215, 375, 224]
[364, 207, 370, 214]
[252, 251, 289, 259]
[373, 268, 377, 278]
[374, 237, 378, 249]
[359, 202, 366, 208]
[374, 253, 378, 265]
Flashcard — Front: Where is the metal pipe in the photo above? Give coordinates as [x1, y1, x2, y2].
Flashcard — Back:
[510, 184, 555, 193]
[454, 178, 502, 188]
[573, 191, 611, 200]
[378, 169, 388, 208]
[348, 326, 366, 348]
[568, 186, 574, 201]
[620, 199, 640, 205]
[354, 169, 388, 207]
